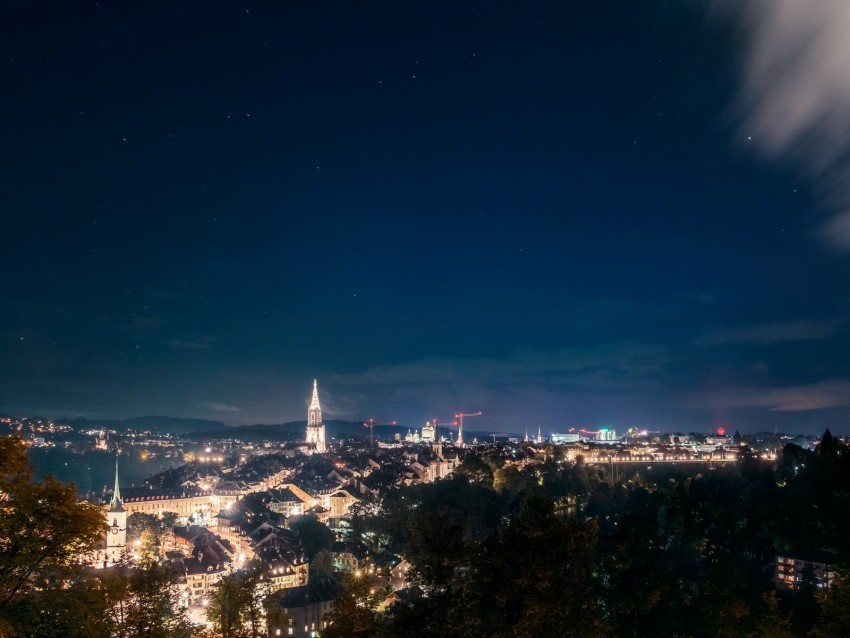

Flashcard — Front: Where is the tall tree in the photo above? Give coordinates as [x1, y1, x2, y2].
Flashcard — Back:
[127, 511, 179, 559]
[750, 590, 794, 638]
[288, 516, 335, 560]
[321, 572, 384, 638]
[0, 436, 105, 610]
[121, 558, 192, 638]
[460, 494, 609, 637]
[810, 570, 850, 637]
[206, 563, 267, 638]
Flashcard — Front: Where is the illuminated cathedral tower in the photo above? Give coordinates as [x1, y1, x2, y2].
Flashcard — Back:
[305, 379, 327, 454]
[104, 456, 127, 565]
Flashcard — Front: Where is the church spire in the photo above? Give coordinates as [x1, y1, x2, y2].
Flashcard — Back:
[306, 379, 327, 453]
[109, 456, 124, 512]
[308, 379, 322, 427]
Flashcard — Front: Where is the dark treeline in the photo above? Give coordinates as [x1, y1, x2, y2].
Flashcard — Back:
[328, 432, 850, 637]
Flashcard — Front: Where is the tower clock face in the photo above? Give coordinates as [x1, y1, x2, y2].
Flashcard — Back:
[110, 527, 119, 534]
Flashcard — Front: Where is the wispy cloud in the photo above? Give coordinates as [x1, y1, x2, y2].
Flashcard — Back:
[202, 402, 241, 413]
[164, 336, 220, 350]
[334, 340, 673, 390]
[694, 319, 843, 346]
[690, 378, 850, 412]
[712, 0, 850, 250]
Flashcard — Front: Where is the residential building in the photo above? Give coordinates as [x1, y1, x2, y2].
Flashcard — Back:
[776, 549, 836, 590]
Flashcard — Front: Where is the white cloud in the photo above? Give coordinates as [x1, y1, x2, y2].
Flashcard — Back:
[713, 0, 850, 250]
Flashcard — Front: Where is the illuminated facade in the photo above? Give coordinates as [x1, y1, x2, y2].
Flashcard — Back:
[776, 549, 835, 590]
[305, 379, 327, 454]
[420, 420, 436, 443]
[120, 491, 231, 520]
[597, 428, 618, 442]
[104, 458, 127, 566]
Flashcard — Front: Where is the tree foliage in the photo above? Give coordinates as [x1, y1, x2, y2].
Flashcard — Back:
[809, 569, 850, 637]
[0, 436, 105, 609]
[288, 515, 335, 560]
[2, 559, 192, 638]
[0, 438, 194, 638]
[206, 563, 267, 638]
[127, 511, 178, 558]
[321, 571, 385, 638]
[339, 430, 850, 637]
[459, 494, 608, 637]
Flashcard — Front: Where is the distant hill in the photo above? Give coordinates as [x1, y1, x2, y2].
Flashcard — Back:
[53, 415, 506, 443]
[186, 419, 373, 442]
[188, 420, 507, 443]
[60, 415, 228, 435]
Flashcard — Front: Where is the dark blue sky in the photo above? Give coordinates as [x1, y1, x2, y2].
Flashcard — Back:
[3, 1, 850, 434]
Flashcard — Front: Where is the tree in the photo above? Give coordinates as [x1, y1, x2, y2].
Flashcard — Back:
[288, 516, 334, 560]
[460, 494, 609, 637]
[404, 507, 469, 590]
[0, 569, 118, 638]
[492, 465, 534, 495]
[312, 549, 336, 582]
[0, 436, 105, 610]
[206, 563, 267, 638]
[1, 559, 192, 638]
[693, 554, 751, 638]
[817, 429, 838, 457]
[121, 558, 193, 638]
[127, 512, 159, 541]
[810, 570, 850, 637]
[750, 590, 794, 638]
[453, 455, 494, 487]
[321, 572, 384, 638]
[207, 574, 249, 638]
[127, 511, 179, 559]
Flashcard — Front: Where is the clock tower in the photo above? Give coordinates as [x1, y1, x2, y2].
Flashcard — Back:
[104, 456, 127, 565]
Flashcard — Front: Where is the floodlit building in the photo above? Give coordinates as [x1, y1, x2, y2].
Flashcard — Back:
[305, 380, 327, 454]
[596, 428, 618, 442]
[420, 420, 436, 443]
[268, 487, 307, 517]
[324, 486, 360, 519]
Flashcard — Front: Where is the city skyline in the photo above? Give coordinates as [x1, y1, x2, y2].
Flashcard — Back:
[4, 2, 850, 434]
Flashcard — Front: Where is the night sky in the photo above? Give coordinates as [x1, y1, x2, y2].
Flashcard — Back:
[3, 1, 850, 434]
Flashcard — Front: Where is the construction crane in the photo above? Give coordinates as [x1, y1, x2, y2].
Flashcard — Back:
[362, 418, 397, 445]
[455, 411, 482, 447]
